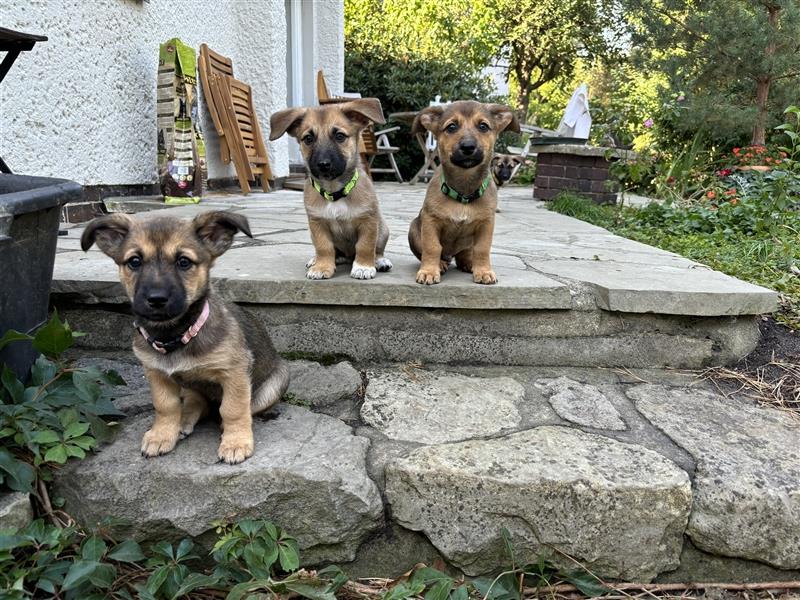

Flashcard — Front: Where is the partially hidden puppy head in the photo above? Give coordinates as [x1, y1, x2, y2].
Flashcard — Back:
[269, 98, 385, 181]
[81, 211, 251, 323]
[412, 101, 520, 171]
[492, 154, 524, 186]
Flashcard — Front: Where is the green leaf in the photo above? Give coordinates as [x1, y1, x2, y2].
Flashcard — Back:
[0, 329, 33, 353]
[471, 573, 520, 600]
[424, 579, 454, 600]
[501, 528, 516, 566]
[43, 444, 68, 464]
[72, 371, 101, 403]
[70, 435, 96, 451]
[175, 537, 194, 561]
[1, 365, 24, 403]
[32, 312, 74, 357]
[238, 519, 262, 537]
[285, 581, 337, 600]
[450, 585, 469, 600]
[65, 444, 87, 459]
[318, 565, 349, 594]
[31, 429, 60, 444]
[0, 447, 35, 493]
[170, 572, 220, 597]
[561, 570, 610, 597]
[108, 539, 146, 563]
[87, 562, 116, 589]
[100, 369, 126, 386]
[146, 564, 170, 594]
[226, 579, 273, 600]
[30, 355, 57, 387]
[62, 559, 102, 591]
[64, 421, 90, 440]
[278, 538, 300, 572]
[384, 581, 426, 600]
[81, 535, 107, 561]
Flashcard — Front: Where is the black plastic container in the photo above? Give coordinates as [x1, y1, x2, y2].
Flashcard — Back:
[0, 174, 82, 380]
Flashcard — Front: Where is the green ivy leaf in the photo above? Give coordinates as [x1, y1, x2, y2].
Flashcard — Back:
[561, 570, 610, 597]
[108, 539, 146, 564]
[450, 585, 469, 600]
[1, 365, 24, 403]
[0, 447, 35, 493]
[278, 538, 300, 572]
[472, 573, 521, 600]
[81, 536, 108, 561]
[424, 578, 454, 600]
[170, 572, 220, 597]
[31, 429, 60, 444]
[146, 564, 171, 595]
[0, 329, 33, 353]
[284, 581, 337, 600]
[43, 444, 68, 464]
[32, 312, 74, 358]
[62, 559, 102, 591]
[72, 371, 101, 403]
[63, 421, 90, 440]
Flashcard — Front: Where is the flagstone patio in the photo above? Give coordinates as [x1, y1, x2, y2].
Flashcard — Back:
[52, 183, 775, 368]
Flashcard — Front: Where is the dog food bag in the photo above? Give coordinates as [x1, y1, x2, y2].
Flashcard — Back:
[157, 38, 207, 204]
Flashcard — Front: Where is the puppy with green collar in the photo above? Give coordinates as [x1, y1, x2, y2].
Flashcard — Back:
[408, 100, 519, 285]
[269, 99, 392, 280]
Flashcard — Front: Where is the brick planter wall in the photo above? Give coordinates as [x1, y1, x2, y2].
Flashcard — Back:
[534, 151, 619, 204]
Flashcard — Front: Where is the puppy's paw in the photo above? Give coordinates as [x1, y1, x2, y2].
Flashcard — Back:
[439, 259, 451, 274]
[305, 255, 316, 268]
[473, 269, 498, 285]
[416, 268, 441, 285]
[351, 262, 377, 280]
[376, 257, 393, 272]
[306, 265, 335, 279]
[456, 260, 473, 273]
[218, 431, 254, 464]
[141, 427, 180, 457]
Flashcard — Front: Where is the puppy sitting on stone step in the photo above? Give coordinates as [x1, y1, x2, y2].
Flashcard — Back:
[81, 211, 289, 464]
[408, 100, 519, 285]
[269, 98, 392, 280]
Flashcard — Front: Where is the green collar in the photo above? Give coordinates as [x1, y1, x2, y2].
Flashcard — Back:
[440, 173, 492, 204]
[311, 170, 359, 202]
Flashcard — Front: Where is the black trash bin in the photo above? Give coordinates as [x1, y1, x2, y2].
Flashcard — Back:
[0, 174, 82, 380]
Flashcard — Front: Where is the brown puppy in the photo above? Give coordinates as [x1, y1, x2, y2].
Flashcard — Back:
[269, 99, 392, 280]
[408, 100, 519, 284]
[81, 211, 289, 464]
[491, 154, 523, 187]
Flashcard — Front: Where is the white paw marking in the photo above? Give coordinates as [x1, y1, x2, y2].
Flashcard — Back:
[350, 262, 377, 279]
[305, 256, 316, 268]
[306, 269, 331, 280]
[376, 257, 393, 272]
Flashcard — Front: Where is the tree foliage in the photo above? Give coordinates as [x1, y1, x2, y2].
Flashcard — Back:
[622, 0, 800, 146]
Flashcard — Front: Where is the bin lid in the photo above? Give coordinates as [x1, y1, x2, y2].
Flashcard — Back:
[0, 174, 82, 216]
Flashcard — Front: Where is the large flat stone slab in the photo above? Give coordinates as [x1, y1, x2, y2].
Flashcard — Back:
[385, 425, 691, 581]
[361, 370, 524, 443]
[52, 184, 776, 317]
[0, 493, 32, 531]
[53, 405, 383, 564]
[535, 376, 626, 430]
[286, 360, 362, 407]
[630, 385, 800, 569]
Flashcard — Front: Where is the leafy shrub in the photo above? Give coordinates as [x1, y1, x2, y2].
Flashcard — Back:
[0, 313, 125, 504]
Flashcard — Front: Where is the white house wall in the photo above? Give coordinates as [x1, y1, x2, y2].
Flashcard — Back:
[1, 0, 344, 187]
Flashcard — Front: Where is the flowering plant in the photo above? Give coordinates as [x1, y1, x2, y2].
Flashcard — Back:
[725, 145, 788, 167]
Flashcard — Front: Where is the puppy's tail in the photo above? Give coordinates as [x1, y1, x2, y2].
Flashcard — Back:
[251, 359, 290, 414]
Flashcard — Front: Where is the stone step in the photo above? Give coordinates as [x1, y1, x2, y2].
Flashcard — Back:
[51, 184, 776, 368]
[55, 354, 800, 583]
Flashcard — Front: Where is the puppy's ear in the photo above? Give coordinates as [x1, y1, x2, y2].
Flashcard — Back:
[342, 98, 385, 128]
[512, 156, 524, 165]
[269, 107, 307, 140]
[81, 214, 133, 261]
[491, 155, 502, 167]
[488, 104, 520, 134]
[412, 105, 445, 136]
[193, 211, 252, 257]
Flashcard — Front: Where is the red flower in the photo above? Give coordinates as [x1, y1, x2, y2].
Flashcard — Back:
[725, 188, 737, 196]
[717, 168, 733, 177]
[730, 198, 739, 206]
[733, 148, 741, 155]
[706, 190, 717, 199]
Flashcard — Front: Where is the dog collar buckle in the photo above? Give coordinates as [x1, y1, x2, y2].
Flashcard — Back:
[311, 169, 359, 202]
[134, 300, 210, 354]
[440, 174, 492, 204]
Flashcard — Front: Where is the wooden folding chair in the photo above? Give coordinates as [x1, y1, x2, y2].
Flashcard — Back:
[198, 44, 233, 165]
[199, 44, 272, 194]
[214, 74, 272, 194]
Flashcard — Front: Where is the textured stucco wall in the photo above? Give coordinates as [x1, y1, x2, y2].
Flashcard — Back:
[0, 0, 340, 187]
[314, 0, 345, 96]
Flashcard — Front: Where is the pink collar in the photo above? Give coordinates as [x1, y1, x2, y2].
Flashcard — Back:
[135, 300, 210, 354]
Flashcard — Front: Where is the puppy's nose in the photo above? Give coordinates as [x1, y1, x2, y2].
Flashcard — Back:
[459, 140, 477, 155]
[316, 159, 332, 173]
[146, 293, 169, 309]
